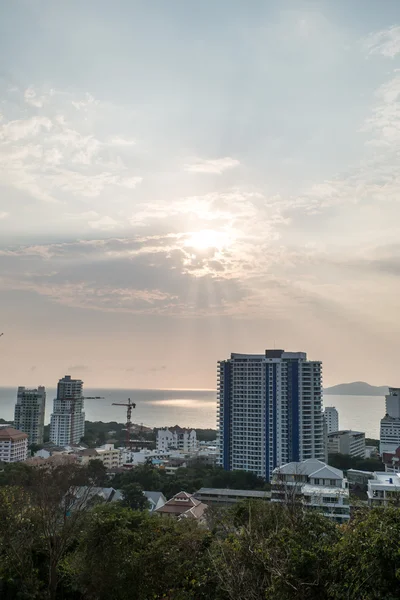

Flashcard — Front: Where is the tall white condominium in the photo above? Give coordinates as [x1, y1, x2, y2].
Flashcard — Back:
[14, 386, 46, 445]
[324, 407, 339, 434]
[380, 388, 400, 453]
[50, 376, 85, 446]
[217, 349, 325, 481]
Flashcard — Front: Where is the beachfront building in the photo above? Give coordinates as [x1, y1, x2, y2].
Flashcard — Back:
[324, 407, 339, 434]
[0, 427, 29, 463]
[156, 427, 197, 452]
[327, 430, 366, 458]
[217, 349, 325, 481]
[368, 471, 400, 506]
[380, 388, 400, 454]
[14, 386, 46, 445]
[50, 376, 85, 446]
[271, 459, 350, 523]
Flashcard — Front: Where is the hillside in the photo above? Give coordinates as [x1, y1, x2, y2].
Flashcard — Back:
[324, 381, 388, 396]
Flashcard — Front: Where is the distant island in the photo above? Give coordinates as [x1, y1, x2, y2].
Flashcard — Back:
[324, 381, 389, 396]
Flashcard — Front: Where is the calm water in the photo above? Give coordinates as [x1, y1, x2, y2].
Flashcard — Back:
[0, 388, 385, 438]
[0, 387, 217, 430]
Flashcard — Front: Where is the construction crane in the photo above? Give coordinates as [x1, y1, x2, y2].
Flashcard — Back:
[112, 398, 136, 449]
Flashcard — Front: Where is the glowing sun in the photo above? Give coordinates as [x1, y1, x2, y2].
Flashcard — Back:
[184, 229, 231, 250]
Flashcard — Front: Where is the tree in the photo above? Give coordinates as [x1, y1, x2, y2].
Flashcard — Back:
[329, 506, 400, 599]
[210, 500, 339, 600]
[120, 483, 149, 511]
[65, 504, 215, 600]
[86, 459, 108, 486]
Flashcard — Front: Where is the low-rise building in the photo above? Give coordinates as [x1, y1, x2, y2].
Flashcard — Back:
[77, 444, 123, 470]
[155, 491, 207, 522]
[367, 472, 400, 506]
[327, 430, 366, 458]
[0, 427, 28, 463]
[194, 488, 271, 506]
[156, 427, 197, 452]
[144, 491, 167, 513]
[271, 459, 350, 523]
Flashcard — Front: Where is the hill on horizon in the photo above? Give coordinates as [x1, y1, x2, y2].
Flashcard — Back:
[324, 381, 389, 396]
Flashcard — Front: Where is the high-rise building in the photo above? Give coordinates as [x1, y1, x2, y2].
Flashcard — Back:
[217, 349, 325, 481]
[324, 406, 339, 434]
[380, 388, 400, 454]
[14, 386, 46, 445]
[50, 376, 85, 446]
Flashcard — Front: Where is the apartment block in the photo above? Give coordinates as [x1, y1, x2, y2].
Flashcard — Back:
[324, 407, 339, 434]
[14, 386, 46, 445]
[380, 388, 400, 454]
[217, 349, 325, 480]
[327, 430, 366, 458]
[156, 427, 197, 452]
[50, 376, 85, 446]
[271, 459, 350, 523]
[0, 427, 28, 463]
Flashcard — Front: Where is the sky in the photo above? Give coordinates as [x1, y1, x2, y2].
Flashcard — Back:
[1, 0, 400, 389]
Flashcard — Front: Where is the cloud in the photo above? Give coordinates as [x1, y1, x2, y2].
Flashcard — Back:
[88, 216, 119, 230]
[108, 136, 136, 146]
[0, 212, 9, 220]
[0, 87, 142, 204]
[184, 156, 240, 174]
[67, 365, 90, 372]
[365, 25, 400, 58]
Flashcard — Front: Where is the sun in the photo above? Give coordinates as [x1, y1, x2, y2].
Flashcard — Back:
[184, 229, 231, 250]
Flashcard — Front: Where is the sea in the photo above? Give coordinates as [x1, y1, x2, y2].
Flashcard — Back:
[0, 388, 385, 438]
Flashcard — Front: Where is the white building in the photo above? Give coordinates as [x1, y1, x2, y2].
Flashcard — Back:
[0, 427, 28, 463]
[78, 444, 123, 470]
[324, 407, 339, 434]
[380, 388, 400, 454]
[50, 376, 85, 446]
[14, 386, 46, 445]
[272, 459, 350, 523]
[367, 471, 400, 506]
[156, 427, 197, 452]
[327, 430, 366, 458]
[217, 349, 325, 480]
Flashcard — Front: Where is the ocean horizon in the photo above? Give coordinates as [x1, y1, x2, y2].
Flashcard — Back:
[0, 387, 385, 438]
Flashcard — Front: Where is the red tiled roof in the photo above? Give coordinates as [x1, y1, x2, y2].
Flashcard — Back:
[0, 427, 28, 442]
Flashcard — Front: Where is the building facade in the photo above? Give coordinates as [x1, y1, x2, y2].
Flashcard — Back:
[271, 459, 350, 523]
[327, 430, 366, 458]
[14, 386, 46, 445]
[0, 427, 28, 463]
[324, 407, 339, 434]
[50, 376, 85, 446]
[217, 349, 325, 480]
[380, 388, 400, 454]
[367, 471, 400, 506]
[156, 427, 197, 452]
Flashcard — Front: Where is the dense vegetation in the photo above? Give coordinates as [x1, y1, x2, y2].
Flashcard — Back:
[1, 462, 400, 599]
[113, 463, 269, 498]
[328, 452, 384, 472]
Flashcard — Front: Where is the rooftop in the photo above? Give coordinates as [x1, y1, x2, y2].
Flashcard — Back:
[196, 488, 271, 498]
[274, 459, 343, 479]
[370, 472, 400, 488]
[327, 430, 364, 437]
[302, 484, 349, 497]
[0, 427, 28, 442]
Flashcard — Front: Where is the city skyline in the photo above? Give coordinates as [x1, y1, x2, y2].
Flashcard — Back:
[1, 1, 400, 388]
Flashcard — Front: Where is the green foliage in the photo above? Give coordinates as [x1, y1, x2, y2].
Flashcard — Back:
[365, 438, 379, 449]
[119, 483, 149, 511]
[329, 507, 400, 599]
[112, 464, 268, 499]
[3, 463, 400, 600]
[328, 453, 384, 472]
